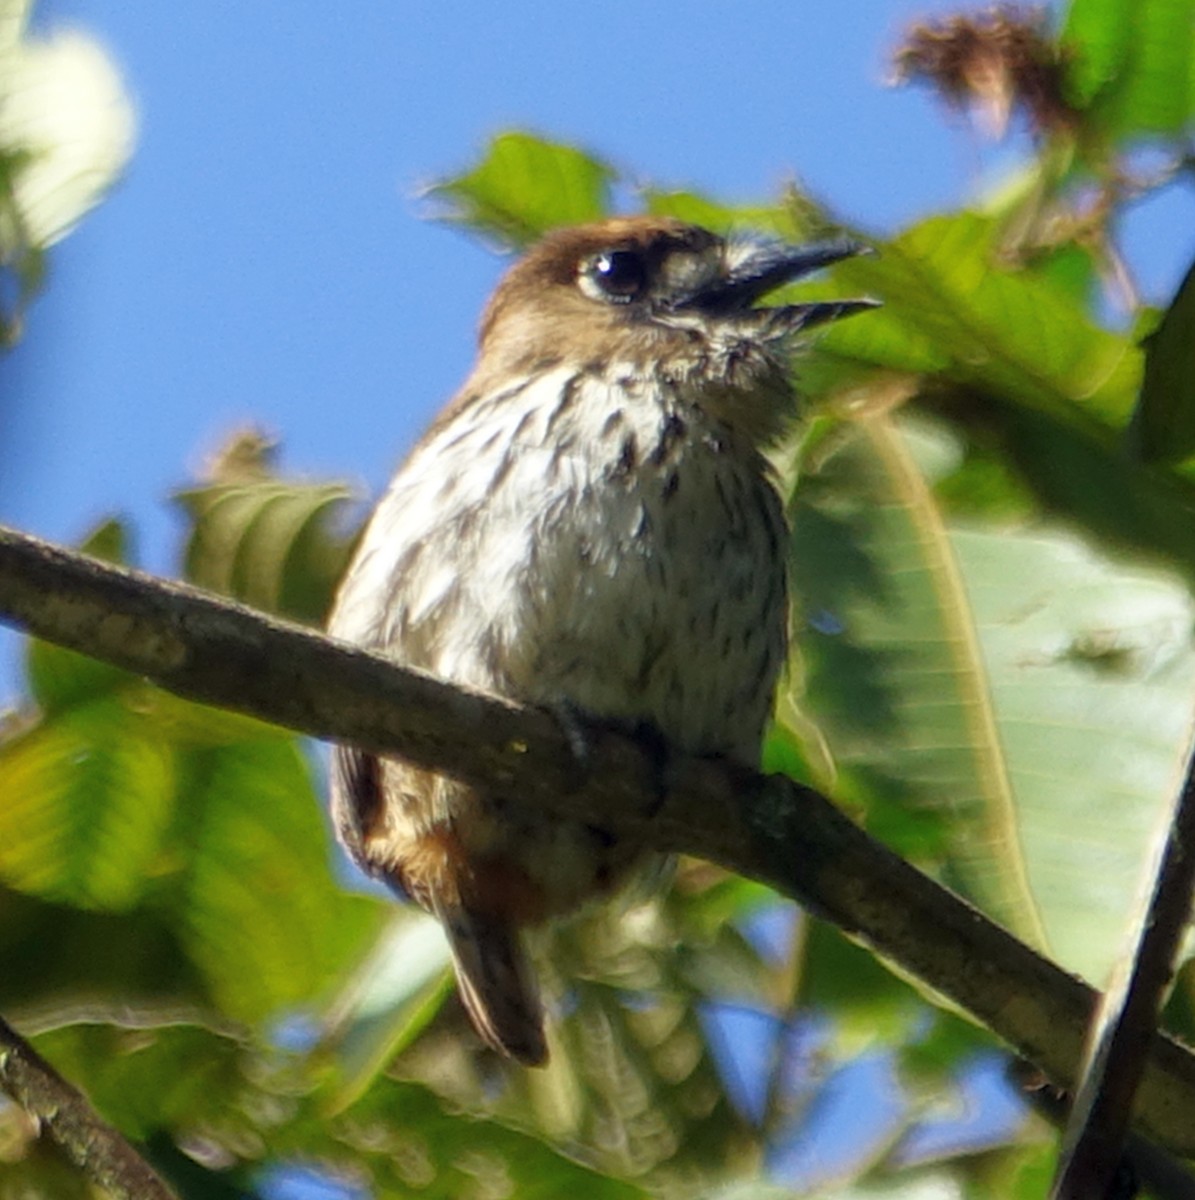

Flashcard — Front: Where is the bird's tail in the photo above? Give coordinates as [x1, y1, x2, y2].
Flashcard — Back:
[434, 900, 547, 1067]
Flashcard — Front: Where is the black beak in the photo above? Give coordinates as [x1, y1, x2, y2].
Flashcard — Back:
[679, 236, 877, 328]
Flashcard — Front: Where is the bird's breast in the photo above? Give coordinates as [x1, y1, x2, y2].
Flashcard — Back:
[332, 361, 788, 762]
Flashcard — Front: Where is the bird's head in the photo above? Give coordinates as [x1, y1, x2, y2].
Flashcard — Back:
[473, 217, 875, 413]
[482, 217, 868, 357]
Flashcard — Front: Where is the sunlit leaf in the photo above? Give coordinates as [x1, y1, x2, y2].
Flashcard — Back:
[790, 416, 1042, 941]
[1062, 0, 1140, 107]
[429, 131, 614, 248]
[645, 189, 801, 239]
[178, 474, 355, 624]
[0, 697, 176, 909]
[834, 213, 1140, 424]
[1063, 0, 1195, 135]
[789, 413, 1195, 983]
[953, 525, 1195, 976]
[179, 737, 381, 1021]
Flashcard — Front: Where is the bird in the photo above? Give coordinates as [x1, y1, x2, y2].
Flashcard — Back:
[327, 216, 875, 1066]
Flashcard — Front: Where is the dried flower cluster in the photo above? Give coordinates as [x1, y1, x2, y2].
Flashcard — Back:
[892, 6, 1078, 140]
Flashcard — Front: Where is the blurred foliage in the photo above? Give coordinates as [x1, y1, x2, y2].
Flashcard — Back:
[175, 429, 356, 626]
[4, 0, 1195, 1197]
[426, 131, 615, 250]
[0, 0, 134, 346]
[1134, 256, 1195, 464]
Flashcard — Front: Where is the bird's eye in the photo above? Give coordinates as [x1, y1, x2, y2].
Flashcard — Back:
[587, 250, 648, 302]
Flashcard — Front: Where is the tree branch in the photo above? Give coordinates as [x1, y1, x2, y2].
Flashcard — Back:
[0, 1012, 177, 1200]
[3, 524, 1195, 1155]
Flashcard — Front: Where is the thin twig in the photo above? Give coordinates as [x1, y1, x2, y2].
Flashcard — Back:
[3, 525, 1195, 1155]
[0, 1012, 177, 1200]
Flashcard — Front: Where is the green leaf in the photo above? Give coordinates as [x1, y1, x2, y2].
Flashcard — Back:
[31, 1020, 251, 1141]
[976, 398, 1195, 577]
[177, 477, 355, 624]
[966, 1140, 1059, 1200]
[0, 697, 176, 909]
[0, 671, 383, 1021]
[645, 189, 799, 239]
[1131, 254, 1195, 464]
[430, 131, 615, 248]
[835, 212, 1140, 424]
[175, 429, 355, 623]
[178, 737, 381, 1021]
[789, 414, 1195, 983]
[76, 515, 129, 563]
[310, 1079, 650, 1199]
[952, 524, 1195, 976]
[26, 627, 133, 713]
[0, 1142, 93, 1199]
[785, 208, 1195, 579]
[1063, 0, 1195, 136]
[0, 882, 203, 1008]
[512, 882, 764, 1190]
[791, 416, 1041, 941]
[1063, 0, 1141, 107]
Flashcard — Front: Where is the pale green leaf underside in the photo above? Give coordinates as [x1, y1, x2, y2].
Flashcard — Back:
[789, 415, 1195, 984]
[955, 525, 1195, 978]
